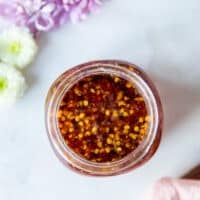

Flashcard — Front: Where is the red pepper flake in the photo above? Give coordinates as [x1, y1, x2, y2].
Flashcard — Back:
[57, 74, 150, 163]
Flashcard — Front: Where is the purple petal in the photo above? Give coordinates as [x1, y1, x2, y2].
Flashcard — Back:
[0, 0, 107, 35]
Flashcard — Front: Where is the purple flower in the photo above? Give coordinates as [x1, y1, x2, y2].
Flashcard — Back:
[0, 0, 106, 35]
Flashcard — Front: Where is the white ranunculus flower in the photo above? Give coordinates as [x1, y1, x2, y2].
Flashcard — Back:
[0, 62, 27, 106]
[0, 27, 38, 69]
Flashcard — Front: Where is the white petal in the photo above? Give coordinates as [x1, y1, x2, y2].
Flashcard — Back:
[0, 27, 38, 69]
[0, 62, 27, 106]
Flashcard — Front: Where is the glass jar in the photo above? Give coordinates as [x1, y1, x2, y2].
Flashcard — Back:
[45, 60, 163, 176]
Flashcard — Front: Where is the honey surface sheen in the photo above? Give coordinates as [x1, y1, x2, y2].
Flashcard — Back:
[57, 74, 150, 163]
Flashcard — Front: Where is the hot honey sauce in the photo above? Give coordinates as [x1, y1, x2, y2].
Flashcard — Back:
[46, 60, 163, 176]
[57, 74, 150, 163]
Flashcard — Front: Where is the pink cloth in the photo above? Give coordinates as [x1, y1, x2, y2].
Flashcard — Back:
[146, 177, 200, 200]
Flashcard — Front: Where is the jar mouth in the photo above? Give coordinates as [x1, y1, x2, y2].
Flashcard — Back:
[46, 60, 162, 176]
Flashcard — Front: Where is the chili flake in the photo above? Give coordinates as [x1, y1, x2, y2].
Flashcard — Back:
[57, 74, 150, 163]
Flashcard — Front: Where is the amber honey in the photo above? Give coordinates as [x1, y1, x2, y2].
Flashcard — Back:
[57, 74, 150, 163]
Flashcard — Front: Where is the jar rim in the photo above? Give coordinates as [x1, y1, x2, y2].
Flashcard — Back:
[45, 60, 163, 176]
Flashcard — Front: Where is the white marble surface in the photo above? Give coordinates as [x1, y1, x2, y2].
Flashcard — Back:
[0, 0, 200, 200]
